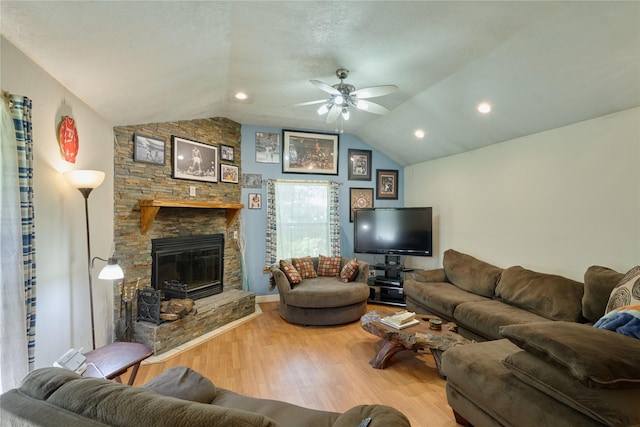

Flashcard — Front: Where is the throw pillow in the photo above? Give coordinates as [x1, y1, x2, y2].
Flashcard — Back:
[582, 265, 625, 323]
[604, 266, 640, 313]
[142, 366, 217, 403]
[292, 256, 317, 279]
[499, 321, 640, 388]
[317, 254, 342, 277]
[340, 258, 360, 282]
[279, 260, 302, 285]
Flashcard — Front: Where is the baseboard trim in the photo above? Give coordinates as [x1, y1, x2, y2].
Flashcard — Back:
[256, 294, 279, 303]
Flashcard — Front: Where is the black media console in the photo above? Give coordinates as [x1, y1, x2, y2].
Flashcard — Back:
[367, 255, 416, 307]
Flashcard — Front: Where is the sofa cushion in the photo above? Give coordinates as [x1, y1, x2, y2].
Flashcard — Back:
[292, 256, 317, 279]
[605, 265, 640, 313]
[142, 366, 216, 403]
[279, 259, 302, 285]
[443, 249, 502, 297]
[502, 350, 640, 426]
[454, 300, 552, 340]
[500, 321, 640, 388]
[340, 258, 359, 282]
[404, 279, 490, 319]
[317, 254, 342, 277]
[495, 266, 584, 322]
[582, 265, 625, 323]
[285, 279, 370, 308]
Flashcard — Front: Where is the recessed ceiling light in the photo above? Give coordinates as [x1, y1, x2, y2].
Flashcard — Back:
[477, 102, 492, 114]
[414, 129, 425, 139]
[235, 92, 248, 100]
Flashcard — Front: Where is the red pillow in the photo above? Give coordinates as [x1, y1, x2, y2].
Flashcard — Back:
[279, 260, 302, 285]
[292, 256, 317, 279]
[340, 258, 360, 282]
[317, 254, 342, 277]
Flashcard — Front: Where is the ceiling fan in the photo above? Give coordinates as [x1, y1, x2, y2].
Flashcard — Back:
[298, 69, 398, 124]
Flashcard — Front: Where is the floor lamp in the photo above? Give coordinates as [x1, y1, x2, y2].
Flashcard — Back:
[63, 169, 108, 350]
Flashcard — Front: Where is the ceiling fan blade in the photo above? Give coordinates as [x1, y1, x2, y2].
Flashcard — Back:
[326, 105, 341, 123]
[295, 99, 329, 107]
[351, 85, 398, 99]
[355, 100, 390, 115]
[310, 79, 341, 96]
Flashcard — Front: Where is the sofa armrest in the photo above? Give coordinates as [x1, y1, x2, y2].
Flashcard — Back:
[354, 260, 370, 283]
[269, 265, 292, 293]
[414, 268, 447, 283]
[332, 404, 410, 427]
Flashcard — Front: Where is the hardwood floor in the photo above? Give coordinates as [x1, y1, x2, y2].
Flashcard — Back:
[129, 302, 459, 427]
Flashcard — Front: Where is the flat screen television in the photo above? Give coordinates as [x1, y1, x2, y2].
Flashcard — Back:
[354, 207, 432, 257]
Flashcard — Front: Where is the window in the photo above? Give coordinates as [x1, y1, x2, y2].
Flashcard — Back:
[266, 180, 340, 265]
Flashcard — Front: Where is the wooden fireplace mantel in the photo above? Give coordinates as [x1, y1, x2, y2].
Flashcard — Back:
[138, 199, 244, 235]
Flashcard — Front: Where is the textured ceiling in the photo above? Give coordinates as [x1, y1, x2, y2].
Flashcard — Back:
[2, 1, 639, 166]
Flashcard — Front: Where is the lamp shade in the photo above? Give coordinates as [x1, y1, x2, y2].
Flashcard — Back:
[63, 170, 105, 189]
[98, 258, 125, 280]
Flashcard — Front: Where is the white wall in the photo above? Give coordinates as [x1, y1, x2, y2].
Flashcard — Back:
[404, 107, 640, 281]
[1, 37, 115, 367]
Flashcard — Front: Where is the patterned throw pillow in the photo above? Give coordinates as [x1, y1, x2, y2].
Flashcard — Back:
[605, 266, 640, 313]
[340, 258, 360, 283]
[292, 256, 317, 279]
[317, 254, 342, 277]
[279, 260, 302, 285]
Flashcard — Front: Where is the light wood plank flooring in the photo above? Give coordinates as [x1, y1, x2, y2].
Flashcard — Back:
[129, 302, 459, 427]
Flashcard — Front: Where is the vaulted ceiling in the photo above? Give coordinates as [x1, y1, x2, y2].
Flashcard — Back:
[2, 1, 639, 166]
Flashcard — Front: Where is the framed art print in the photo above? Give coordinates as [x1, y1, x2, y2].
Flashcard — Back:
[220, 144, 234, 162]
[172, 136, 217, 183]
[221, 164, 239, 183]
[282, 130, 339, 175]
[349, 187, 374, 222]
[348, 149, 372, 181]
[134, 134, 165, 165]
[376, 169, 398, 199]
[249, 193, 262, 209]
[255, 132, 280, 163]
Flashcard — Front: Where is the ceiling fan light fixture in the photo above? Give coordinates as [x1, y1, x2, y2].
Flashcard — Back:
[334, 95, 344, 105]
[341, 108, 350, 121]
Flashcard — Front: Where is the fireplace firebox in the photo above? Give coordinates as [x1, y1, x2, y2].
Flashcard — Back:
[151, 234, 224, 300]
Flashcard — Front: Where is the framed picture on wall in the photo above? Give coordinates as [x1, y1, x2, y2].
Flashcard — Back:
[172, 136, 217, 183]
[376, 169, 398, 199]
[348, 149, 372, 181]
[255, 132, 280, 163]
[221, 164, 239, 183]
[220, 144, 234, 162]
[349, 187, 374, 222]
[134, 134, 165, 165]
[249, 193, 262, 209]
[282, 130, 339, 175]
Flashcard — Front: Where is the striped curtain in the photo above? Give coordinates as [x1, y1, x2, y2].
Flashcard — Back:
[264, 179, 340, 268]
[0, 94, 36, 392]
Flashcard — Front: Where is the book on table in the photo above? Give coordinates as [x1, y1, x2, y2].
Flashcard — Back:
[380, 310, 419, 329]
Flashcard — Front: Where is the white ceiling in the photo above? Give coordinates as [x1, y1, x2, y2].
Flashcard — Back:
[2, 1, 639, 166]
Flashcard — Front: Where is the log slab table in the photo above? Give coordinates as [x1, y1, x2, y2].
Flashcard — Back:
[360, 310, 471, 378]
[83, 342, 153, 385]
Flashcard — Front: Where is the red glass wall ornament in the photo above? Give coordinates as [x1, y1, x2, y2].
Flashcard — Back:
[58, 115, 79, 163]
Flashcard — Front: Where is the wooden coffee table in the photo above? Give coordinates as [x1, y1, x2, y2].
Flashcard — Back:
[83, 342, 153, 385]
[361, 310, 471, 378]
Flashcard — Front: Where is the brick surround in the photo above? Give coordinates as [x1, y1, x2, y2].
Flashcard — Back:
[112, 117, 254, 351]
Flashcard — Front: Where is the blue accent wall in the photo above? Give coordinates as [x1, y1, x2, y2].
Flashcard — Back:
[240, 125, 404, 295]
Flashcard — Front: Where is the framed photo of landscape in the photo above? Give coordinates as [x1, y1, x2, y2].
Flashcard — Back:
[349, 187, 374, 222]
[134, 134, 165, 165]
[376, 169, 398, 200]
[172, 136, 217, 183]
[282, 130, 339, 175]
[348, 149, 372, 181]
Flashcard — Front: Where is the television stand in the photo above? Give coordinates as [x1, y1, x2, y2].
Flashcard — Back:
[367, 255, 416, 307]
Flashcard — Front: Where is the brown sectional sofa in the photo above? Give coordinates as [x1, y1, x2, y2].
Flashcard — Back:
[270, 257, 370, 326]
[404, 249, 640, 426]
[0, 366, 411, 426]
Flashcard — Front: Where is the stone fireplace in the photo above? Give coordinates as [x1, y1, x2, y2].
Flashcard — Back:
[113, 117, 255, 354]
